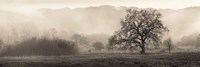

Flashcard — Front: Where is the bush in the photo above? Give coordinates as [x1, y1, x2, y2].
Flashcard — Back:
[0, 37, 79, 56]
[92, 41, 104, 51]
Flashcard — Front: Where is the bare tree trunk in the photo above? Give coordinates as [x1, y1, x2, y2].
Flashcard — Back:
[140, 42, 145, 54]
[140, 45, 145, 54]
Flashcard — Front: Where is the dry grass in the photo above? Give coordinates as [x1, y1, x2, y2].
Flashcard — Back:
[0, 52, 200, 67]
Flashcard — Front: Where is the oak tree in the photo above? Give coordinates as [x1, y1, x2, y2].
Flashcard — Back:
[112, 8, 168, 54]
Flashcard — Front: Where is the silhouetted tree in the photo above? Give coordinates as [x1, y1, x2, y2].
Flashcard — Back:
[112, 8, 168, 54]
[93, 41, 104, 51]
[164, 37, 172, 53]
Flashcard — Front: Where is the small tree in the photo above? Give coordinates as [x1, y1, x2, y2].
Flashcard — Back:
[111, 8, 168, 54]
[163, 37, 172, 53]
[93, 41, 104, 51]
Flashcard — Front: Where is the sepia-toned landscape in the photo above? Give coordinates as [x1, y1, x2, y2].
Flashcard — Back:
[1, 0, 200, 67]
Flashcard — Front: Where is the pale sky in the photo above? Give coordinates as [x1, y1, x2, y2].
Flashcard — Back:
[0, 0, 200, 42]
[0, 0, 200, 13]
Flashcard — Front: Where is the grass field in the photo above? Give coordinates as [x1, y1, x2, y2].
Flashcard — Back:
[0, 52, 200, 67]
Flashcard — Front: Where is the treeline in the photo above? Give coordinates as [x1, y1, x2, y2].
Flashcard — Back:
[177, 33, 200, 48]
[0, 33, 110, 56]
[0, 37, 78, 56]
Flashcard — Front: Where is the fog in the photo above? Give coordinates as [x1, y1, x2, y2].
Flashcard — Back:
[1, 1, 200, 67]
[1, 5, 200, 45]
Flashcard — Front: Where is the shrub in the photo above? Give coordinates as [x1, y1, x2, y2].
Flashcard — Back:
[0, 37, 79, 56]
[92, 41, 104, 51]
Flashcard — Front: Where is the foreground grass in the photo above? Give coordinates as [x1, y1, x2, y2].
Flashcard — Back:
[0, 52, 200, 67]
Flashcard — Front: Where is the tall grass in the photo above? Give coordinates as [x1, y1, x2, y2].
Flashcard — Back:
[0, 37, 79, 56]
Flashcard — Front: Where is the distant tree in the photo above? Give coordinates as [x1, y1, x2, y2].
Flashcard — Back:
[111, 8, 168, 54]
[164, 37, 172, 53]
[71, 34, 89, 45]
[93, 41, 104, 51]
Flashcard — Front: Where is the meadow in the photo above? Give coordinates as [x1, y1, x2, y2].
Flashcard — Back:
[0, 52, 200, 67]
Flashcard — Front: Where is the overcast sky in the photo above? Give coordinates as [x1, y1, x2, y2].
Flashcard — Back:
[0, 0, 200, 43]
[1, 0, 200, 13]
[0, 0, 200, 8]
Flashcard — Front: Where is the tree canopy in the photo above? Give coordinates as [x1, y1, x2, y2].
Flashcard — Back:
[110, 8, 168, 54]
